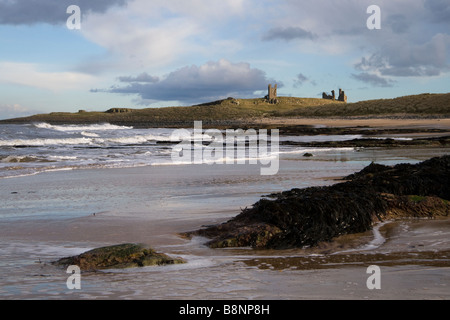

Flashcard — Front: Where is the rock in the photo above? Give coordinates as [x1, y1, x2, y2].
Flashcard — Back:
[303, 153, 314, 157]
[226, 97, 240, 105]
[183, 156, 450, 249]
[106, 108, 132, 113]
[53, 243, 186, 271]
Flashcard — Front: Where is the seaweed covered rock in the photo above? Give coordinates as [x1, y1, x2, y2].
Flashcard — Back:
[53, 243, 185, 271]
[183, 155, 450, 249]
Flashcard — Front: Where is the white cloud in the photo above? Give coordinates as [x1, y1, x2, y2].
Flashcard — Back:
[0, 62, 96, 91]
[355, 33, 450, 77]
[0, 103, 36, 119]
[80, 10, 201, 72]
[77, 0, 250, 73]
[127, 0, 246, 21]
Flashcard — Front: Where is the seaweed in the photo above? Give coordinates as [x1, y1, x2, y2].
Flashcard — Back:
[184, 155, 450, 249]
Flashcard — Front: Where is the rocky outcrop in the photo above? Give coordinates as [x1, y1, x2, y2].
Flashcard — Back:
[106, 108, 133, 113]
[53, 243, 186, 271]
[183, 156, 450, 249]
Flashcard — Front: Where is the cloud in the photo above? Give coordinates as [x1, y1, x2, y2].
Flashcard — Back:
[351, 72, 395, 87]
[0, 62, 96, 91]
[355, 33, 450, 77]
[263, 27, 317, 41]
[117, 73, 159, 83]
[0, 0, 128, 25]
[386, 14, 410, 34]
[0, 103, 37, 120]
[424, 0, 450, 24]
[94, 59, 280, 104]
[293, 73, 316, 87]
[77, 3, 204, 72]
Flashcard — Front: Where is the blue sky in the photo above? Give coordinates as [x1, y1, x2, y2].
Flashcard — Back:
[0, 0, 449, 119]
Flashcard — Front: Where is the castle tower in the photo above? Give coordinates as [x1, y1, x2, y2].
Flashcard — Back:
[267, 84, 278, 104]
[338, 89, 347, 103]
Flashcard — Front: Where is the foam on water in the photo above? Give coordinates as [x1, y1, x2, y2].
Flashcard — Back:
[34, 122, 133, 131]
[0, 123, 365, 179]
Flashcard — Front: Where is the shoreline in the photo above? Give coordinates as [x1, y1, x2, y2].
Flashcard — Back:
[1, 126, 449, 299]
[255, 117, 450, 129]
[1, 91, 449, 128]
[2, 116, 450, 130]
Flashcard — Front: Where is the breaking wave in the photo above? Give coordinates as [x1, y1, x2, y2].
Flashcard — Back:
[33, 122, 133, 132]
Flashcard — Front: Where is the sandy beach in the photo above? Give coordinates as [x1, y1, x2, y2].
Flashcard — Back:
[2, 0, 449, 305]
[0, 119, 449, 300]
[255, 117, 450, 129]
[1, 145, 449, 300]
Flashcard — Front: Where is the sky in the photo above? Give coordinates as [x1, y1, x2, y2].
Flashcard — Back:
[0, 0, 449, 119]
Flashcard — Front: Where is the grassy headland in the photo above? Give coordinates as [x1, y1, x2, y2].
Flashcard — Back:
[1, 93, 449, 128]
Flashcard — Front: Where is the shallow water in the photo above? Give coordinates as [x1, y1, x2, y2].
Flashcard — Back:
[0, 124, 449, 300]
[0, 218, 448, 300]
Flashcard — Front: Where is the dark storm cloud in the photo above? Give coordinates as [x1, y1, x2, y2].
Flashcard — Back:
[293, 73, 316, 87]
[0, 0, 128, 25]
[355, 34, 450, 78]
[117, 73, 160, 83]
[351, 72, 395, 88]
[93, 60, 281, 105]
[386, 14, 410, 34]
[424, 0, 450, 24]
[263, 26, 317, 41]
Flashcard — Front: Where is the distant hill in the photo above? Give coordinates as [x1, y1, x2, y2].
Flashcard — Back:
[273, 93, 450, 118]
[1, 93, 449, 128]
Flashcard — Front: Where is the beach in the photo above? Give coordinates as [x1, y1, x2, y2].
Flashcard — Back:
[0, 121, 449, 300]
[255, 117, 450, 130]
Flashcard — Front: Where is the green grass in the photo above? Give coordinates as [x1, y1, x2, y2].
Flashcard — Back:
[408, 195, 426, 203]
[2, 93, 449, 126]
[274, 93, 450, 117]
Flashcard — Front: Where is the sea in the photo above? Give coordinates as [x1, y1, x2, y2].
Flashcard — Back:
[0, 122, 449, 300]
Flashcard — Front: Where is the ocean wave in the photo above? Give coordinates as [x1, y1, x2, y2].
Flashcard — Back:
[0, 137, 94, 147]
[368, 136, 414, 141]
[81, 131, 100, 137]
[106, 134, 172, 144]
[0, 134, 175, 147]
[33, 122, 133, 132]
[0, 155, 41, 163]
[47, 155, 78, 161]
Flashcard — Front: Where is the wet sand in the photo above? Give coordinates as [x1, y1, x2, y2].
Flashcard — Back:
[1, 146, 449, 300]
[1, 111, 450, 301]
[256, 117, 450, 129]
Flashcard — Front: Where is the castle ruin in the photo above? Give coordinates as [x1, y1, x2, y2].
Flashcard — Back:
[266, 84, 278, 104]
[323, 89, 347, 103]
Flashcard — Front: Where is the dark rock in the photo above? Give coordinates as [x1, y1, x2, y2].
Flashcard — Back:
[106, 108, 133, 114]
[183, 156, 450, 249]
[53, 243, 186, 271]
[303, 153, 314, 157]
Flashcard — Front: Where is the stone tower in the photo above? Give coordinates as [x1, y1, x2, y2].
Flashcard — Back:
[323, 89, 347, 103]
[267, 84, 278, 104]
[338, 89, 347, 103]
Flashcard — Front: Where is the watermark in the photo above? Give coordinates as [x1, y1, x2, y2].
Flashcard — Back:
[366, 265, 381, 290]
[66, 265, 81, 290]
[367, 5, 381, 30]
[170, 121, 280, 176]
[66, 5, 81, 30]
[179, 304, 269, 317]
